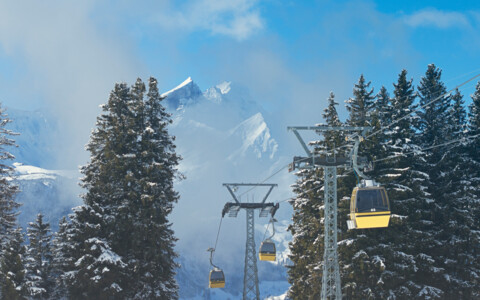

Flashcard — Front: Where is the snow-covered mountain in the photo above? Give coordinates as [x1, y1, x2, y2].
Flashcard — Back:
[12, 163, 81, 232]
[7, 77, 294, 299]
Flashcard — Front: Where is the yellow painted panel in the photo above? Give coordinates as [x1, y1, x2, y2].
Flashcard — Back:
[354, 212, 390, 229]
[259, 253, 276, 261]
[209, 281, 225, 288]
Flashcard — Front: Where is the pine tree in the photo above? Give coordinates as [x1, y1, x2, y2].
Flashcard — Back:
[287, 92, 345, 299]
[1, 227, 26, 300]
[50, 216, 73, 299]
[338, 76, 386, 299]
[24, 214, 54, 299]
[345, 74, 375, 127]
[458, 82, 480, 298]
[287, 167, 324, 299]
[410, 64, 458, 298]
[0, 104, 23, 299]
[64, 78, 181, 299]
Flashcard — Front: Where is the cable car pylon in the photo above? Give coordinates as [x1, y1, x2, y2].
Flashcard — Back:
[221, 183, 279, 300]
[288, 125, 371, 300]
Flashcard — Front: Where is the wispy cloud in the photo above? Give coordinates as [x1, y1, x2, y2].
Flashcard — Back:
[404, 8, 469, 29]
[0, 1, 142, 169]
[152, 0, 263, 41]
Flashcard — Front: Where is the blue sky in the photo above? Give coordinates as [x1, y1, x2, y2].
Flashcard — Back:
[0, 0, 480, 167]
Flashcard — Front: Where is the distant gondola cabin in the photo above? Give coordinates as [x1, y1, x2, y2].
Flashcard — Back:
[209, 269, 225, 288]
[259, 240, 276, 261]
[347, 185, 391, 229]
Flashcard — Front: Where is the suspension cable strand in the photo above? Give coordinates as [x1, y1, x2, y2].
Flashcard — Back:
[213, 216, 224, 260]
[262, 221, 271, 241]
[373, 132, 480, 163]
[365, 72, 480, 140]
[275, 132, 480, 204]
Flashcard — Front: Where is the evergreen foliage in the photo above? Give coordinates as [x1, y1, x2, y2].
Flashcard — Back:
[287, 92, 344, 299]
[50, 216, 73, 299]
[346, 74, 375, 127]
[1, 227, 26, 300]
[63, 78, 181, 299]
[287, 66, 480, 299]
[24, 213, 54, 299]
[0, 105, 24, 299]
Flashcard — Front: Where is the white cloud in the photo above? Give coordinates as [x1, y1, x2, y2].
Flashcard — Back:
[404, 8, 469, 29]
[152, 0, 263, 41]
[0, 1, 143, 169]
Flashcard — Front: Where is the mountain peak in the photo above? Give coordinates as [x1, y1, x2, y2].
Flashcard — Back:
[161, 77, 193, 97]
[216, 81, 231, 94]
[161, 77, 203, 110]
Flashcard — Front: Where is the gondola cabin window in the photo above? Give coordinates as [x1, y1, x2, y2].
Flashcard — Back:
[356, 188, 389, 212]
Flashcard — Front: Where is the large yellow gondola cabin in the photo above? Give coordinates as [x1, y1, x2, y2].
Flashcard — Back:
[209, 268, 225, 288]
[347, 180, 391, 229]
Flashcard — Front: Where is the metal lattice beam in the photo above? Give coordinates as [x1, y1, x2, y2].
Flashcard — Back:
[243, 208, 260, 300]
[222, 183, 279, 300]
[321, 167, 341, 299]
[288, 125, 372, 300]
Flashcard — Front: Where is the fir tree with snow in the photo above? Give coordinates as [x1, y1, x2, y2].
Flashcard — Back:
[50, 216, 72, 299]
[64, 77, 181, 299]
[287, 92, 346, 299]
[24, 213, 54, 299]
[0, 104, 24, 299]
[1, 227, 26, 300]
[345, 74, 375, 127]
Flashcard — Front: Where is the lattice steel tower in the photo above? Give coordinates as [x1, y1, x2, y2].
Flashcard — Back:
[222, 183, 279, 300]
[288, 126, 370, 300]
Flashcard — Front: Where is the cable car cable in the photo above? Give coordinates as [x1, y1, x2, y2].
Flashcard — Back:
[273, 132, 480, 204]
[212, 216, 223, 257]
[364, 72, 480, 141]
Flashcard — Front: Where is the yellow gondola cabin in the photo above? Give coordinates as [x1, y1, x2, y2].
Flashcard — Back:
[209, 268, 225, 288]
[347, 183, 391, 229]
[259, 240, 276, 261]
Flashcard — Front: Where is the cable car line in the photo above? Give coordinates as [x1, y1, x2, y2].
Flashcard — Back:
[365, 75, 480, 141]
[213, 216, 223, 255]
[272, 131, 480, 205]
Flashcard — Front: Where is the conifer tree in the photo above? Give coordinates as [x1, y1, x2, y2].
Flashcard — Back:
[50, 216, 72, 299]
[345, 74, 375, 127]
[410, 64, 457, 298]
[1, 227, 26, 300]
[338, 75, 386, 299]
[65, 78, 181, 299]
[65, 205, 126, 300]
[24, 214, 54, 299]
[0, 104, 23, 299]
[287, 92, 345, 299]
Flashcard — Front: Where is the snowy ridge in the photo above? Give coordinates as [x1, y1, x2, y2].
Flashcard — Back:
[216, 81, 231, 94]
[162, 77, 203, 110]
[161, 77, 193, 97]
[228, 113, 278, 160]
[13, 162, 78, 180]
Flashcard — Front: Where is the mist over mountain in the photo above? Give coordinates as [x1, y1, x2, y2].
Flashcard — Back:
[6, 77, 294, 299]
